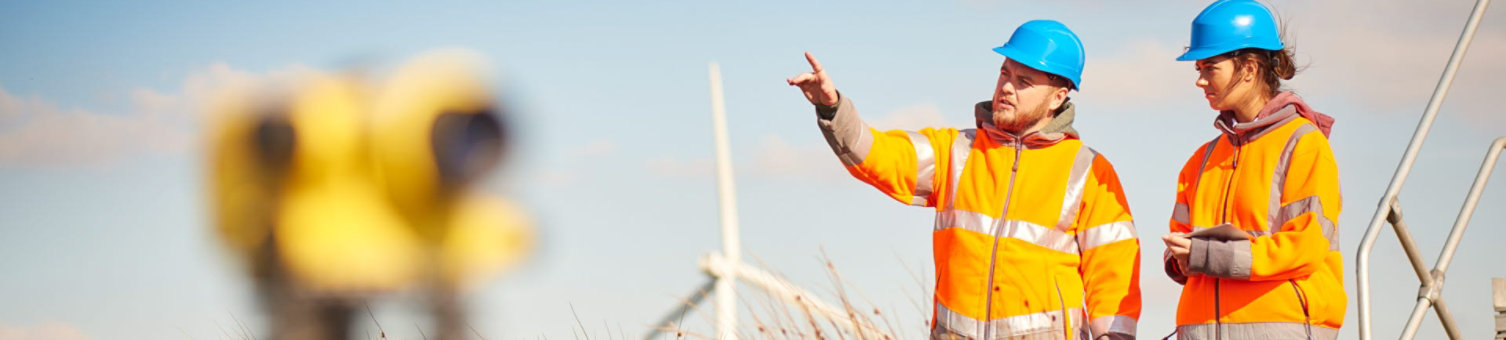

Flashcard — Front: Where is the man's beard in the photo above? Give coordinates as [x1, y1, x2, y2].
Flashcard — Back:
[991, 98, 1052, 135]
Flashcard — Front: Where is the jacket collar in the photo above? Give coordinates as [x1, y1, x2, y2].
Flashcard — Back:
[1214, 105, 1297, 146]
[1213, 92, 1335, 145]
[972, 101, 1080, 149]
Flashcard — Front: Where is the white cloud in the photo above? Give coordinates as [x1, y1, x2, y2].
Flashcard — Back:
[868, 103, 953, 131]
[762, 104, 955, 181]
[1082, 39, 1190, 105]
[650, 102, 947, 182]
[0, 86, 192, 167]
[572, 139, 618, 157]
[642, 136, 843, 181]
[0, 62, 316, 168]
[645, 155, 715, 178]
[529, 139, 620, 187]
[1275, 0, 1506, 132]
[748, 134, 847, 181]
[0, 321, 92, 340]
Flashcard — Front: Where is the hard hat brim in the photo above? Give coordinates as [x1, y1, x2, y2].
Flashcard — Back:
[992, 46, 1081, 91]
[1176, 48, 1224, 62]
[1175, 41, 1284, 62]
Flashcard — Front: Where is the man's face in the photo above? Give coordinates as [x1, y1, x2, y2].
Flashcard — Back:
[991, 59, 1066, 134]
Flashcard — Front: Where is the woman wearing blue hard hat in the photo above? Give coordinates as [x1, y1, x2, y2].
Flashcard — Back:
[1159, 0, 1343, 339]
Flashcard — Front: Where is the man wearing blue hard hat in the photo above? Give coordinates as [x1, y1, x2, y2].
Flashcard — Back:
[789, 20, 1141, 340]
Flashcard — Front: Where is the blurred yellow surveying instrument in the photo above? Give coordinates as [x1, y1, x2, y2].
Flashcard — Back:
[207, 50, 532, 340]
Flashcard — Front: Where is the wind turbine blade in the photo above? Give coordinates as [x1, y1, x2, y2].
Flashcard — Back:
[723, 258, 891, 339]
[643, 277, 718, 340]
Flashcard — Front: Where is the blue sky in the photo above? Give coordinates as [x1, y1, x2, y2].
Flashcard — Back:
[3, 0, 1506, 339]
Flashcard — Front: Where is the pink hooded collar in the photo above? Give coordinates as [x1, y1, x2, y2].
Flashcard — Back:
[1214, 92, 1334, 144]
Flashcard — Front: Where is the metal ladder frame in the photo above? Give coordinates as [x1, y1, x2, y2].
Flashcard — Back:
[1355, 0, 1501, 339]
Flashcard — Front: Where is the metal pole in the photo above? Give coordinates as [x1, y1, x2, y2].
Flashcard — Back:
[1432, 296, 1465, 340]
[1432, 137, 1506, 274]
[1387, 205, 1435, 284]
[1357, 199, 1399, 340]
[1355, 0, 1492, 338]
[709, 62, 741, 340]
[1399, 297, 1433, 340]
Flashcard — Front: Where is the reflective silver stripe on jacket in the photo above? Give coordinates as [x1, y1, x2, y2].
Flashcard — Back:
[944, 129, 976, 211]
[935, 209, 1080, 253]
[1273, 195, 1339, 251]
[1172, 202, 1190, 226]
[1174, 136, 1221, 227]
[934, 302, 1086, 340]
[1266, 124, 1339, 250]
[1175, 322, 1338, 340]
[1088, 315, 1137, 338]
[1078, 221, 1137, 251]
[909, 131, 937, 206]
[1056, 147, 1098, 230]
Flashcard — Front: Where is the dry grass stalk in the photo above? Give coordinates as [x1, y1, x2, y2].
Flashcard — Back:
[639, 253, 922, 339]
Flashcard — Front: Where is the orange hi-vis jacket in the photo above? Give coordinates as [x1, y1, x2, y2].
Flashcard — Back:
[1164, 93, 1343, 340]
[817, 95, 1141, 340]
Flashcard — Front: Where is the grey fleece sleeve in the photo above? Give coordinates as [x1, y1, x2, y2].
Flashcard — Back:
[1187, 237, 1253, 280]
[1163, 248, 1189, 285]
[815, 92, 875, 166]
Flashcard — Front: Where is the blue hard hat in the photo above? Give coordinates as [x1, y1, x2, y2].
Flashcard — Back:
[992, 20, 1084, 90]
[1177, 0, 1284, 61]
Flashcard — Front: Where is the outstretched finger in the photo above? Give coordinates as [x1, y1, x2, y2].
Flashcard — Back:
[804, 52, 824, 73]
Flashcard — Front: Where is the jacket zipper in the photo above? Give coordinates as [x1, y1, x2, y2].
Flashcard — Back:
[980, 141, 1023, 339]
[1214, 138, 1240, 339]
[1219, 139, 1240, 223]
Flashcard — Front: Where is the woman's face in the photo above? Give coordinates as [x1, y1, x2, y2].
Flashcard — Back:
[1194, 56, 1251, 112]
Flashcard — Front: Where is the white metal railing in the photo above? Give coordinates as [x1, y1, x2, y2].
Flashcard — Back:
[1354, 0, 1498, 339]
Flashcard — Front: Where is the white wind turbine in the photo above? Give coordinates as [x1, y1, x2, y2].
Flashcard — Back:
[642, 63, 889, 340]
